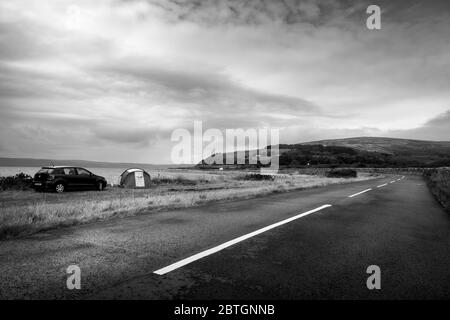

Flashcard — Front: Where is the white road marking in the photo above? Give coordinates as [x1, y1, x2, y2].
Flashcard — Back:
[377, 183, 388, 188]
[348, 188, 372, 198]
[153, 204, 333, 275]
[390, 180, 396, 183]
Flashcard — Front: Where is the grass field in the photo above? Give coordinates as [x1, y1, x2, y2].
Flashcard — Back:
[0, 169, 379, 240]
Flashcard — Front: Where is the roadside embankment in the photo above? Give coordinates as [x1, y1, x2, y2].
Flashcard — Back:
[423, 168, 450, 213]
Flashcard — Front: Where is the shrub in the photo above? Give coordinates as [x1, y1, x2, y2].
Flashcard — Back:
[237, 173, 275, 181]
[423, 168, 450, 213]
[326, 168, 357, 178]
[0, 173, 33, 191]
[152, 175, 198, 186]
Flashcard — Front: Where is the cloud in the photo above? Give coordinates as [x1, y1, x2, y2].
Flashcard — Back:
[137, 0, 360, 26]
[92, 125, 168, 146]
[281, 109, 450, 144]
[0, 0, 449, 163]
[388, 110, 450, 141]
[92, 59, 322, 128]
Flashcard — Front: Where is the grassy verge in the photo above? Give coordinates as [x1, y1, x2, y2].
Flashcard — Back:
[423, 168, 450, 213]
[0, 170, 379, 240]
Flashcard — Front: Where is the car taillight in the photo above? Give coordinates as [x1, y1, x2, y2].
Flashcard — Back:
[47, 175, 55, 180]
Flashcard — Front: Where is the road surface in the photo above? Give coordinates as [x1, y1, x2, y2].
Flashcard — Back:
[0, 174, 449, 299]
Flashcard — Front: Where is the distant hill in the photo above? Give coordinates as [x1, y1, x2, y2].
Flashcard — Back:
[284, 137, 450, 167]
[199, 137, 450, 168]
[301, 137, 450, 157]
[0, 157, 184, 170]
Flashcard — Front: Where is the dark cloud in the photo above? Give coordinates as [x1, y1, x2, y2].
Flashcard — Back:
[127, 0, 450, 28]
[0, 21, 54, 60]
[94, 59, 321, 122]
[132, 0, 364, 26]
[91, 126, 169, 146]
[283, 110, 450, 143]
[0, 63, 83, 100]
[389, 111, 450, 141]
[0, 0, 449, 163]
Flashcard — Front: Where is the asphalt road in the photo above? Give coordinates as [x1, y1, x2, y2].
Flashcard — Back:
[0, 174, 449, 299]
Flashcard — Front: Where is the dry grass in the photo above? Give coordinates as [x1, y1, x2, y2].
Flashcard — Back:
[0, 169, 378, 239]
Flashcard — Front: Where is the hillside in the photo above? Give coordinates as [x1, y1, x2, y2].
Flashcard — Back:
[199, 137, 450, 168]
[285, 137, 450, 167]
[301, 137, 450, 157]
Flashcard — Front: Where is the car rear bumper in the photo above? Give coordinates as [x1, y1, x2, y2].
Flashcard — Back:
[32, 181, 56, 190]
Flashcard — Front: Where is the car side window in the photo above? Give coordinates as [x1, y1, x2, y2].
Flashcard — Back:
[52, 169, 65, 175]
[77, 168, 90, 176]
[64, 168, 76, 175]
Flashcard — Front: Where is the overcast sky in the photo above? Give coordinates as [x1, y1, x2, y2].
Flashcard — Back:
[0, 0, 449, 163]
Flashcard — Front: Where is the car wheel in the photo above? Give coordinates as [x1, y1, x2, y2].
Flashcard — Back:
[97, 182, 104, 191]
[55, 183, 65, 193]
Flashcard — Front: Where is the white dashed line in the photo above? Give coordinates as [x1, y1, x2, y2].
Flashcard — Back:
[348, 188, 372, 198]
[390, 180, 396, 183]
[154, 204, 333, 275]
[377, 183, 388, 188]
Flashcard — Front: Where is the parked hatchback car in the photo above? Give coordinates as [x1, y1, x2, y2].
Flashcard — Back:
[33, 166, 107, 193]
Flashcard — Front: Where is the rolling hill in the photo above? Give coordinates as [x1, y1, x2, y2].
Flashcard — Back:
[301, 137, 450, 157]
[280, 137, 450, 167]
[199, 137, 450, 168]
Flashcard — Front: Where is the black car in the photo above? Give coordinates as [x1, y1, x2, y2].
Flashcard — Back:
[33, 166, 107, 193]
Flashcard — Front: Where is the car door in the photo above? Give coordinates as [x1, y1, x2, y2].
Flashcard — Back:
[76, 168, 96, 189]
[63, 168, 78, 189]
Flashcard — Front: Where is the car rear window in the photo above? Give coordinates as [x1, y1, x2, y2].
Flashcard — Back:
[64, 168, 76, 175]
[37, 168, 65, 175]
[51, 168, 65, 175]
